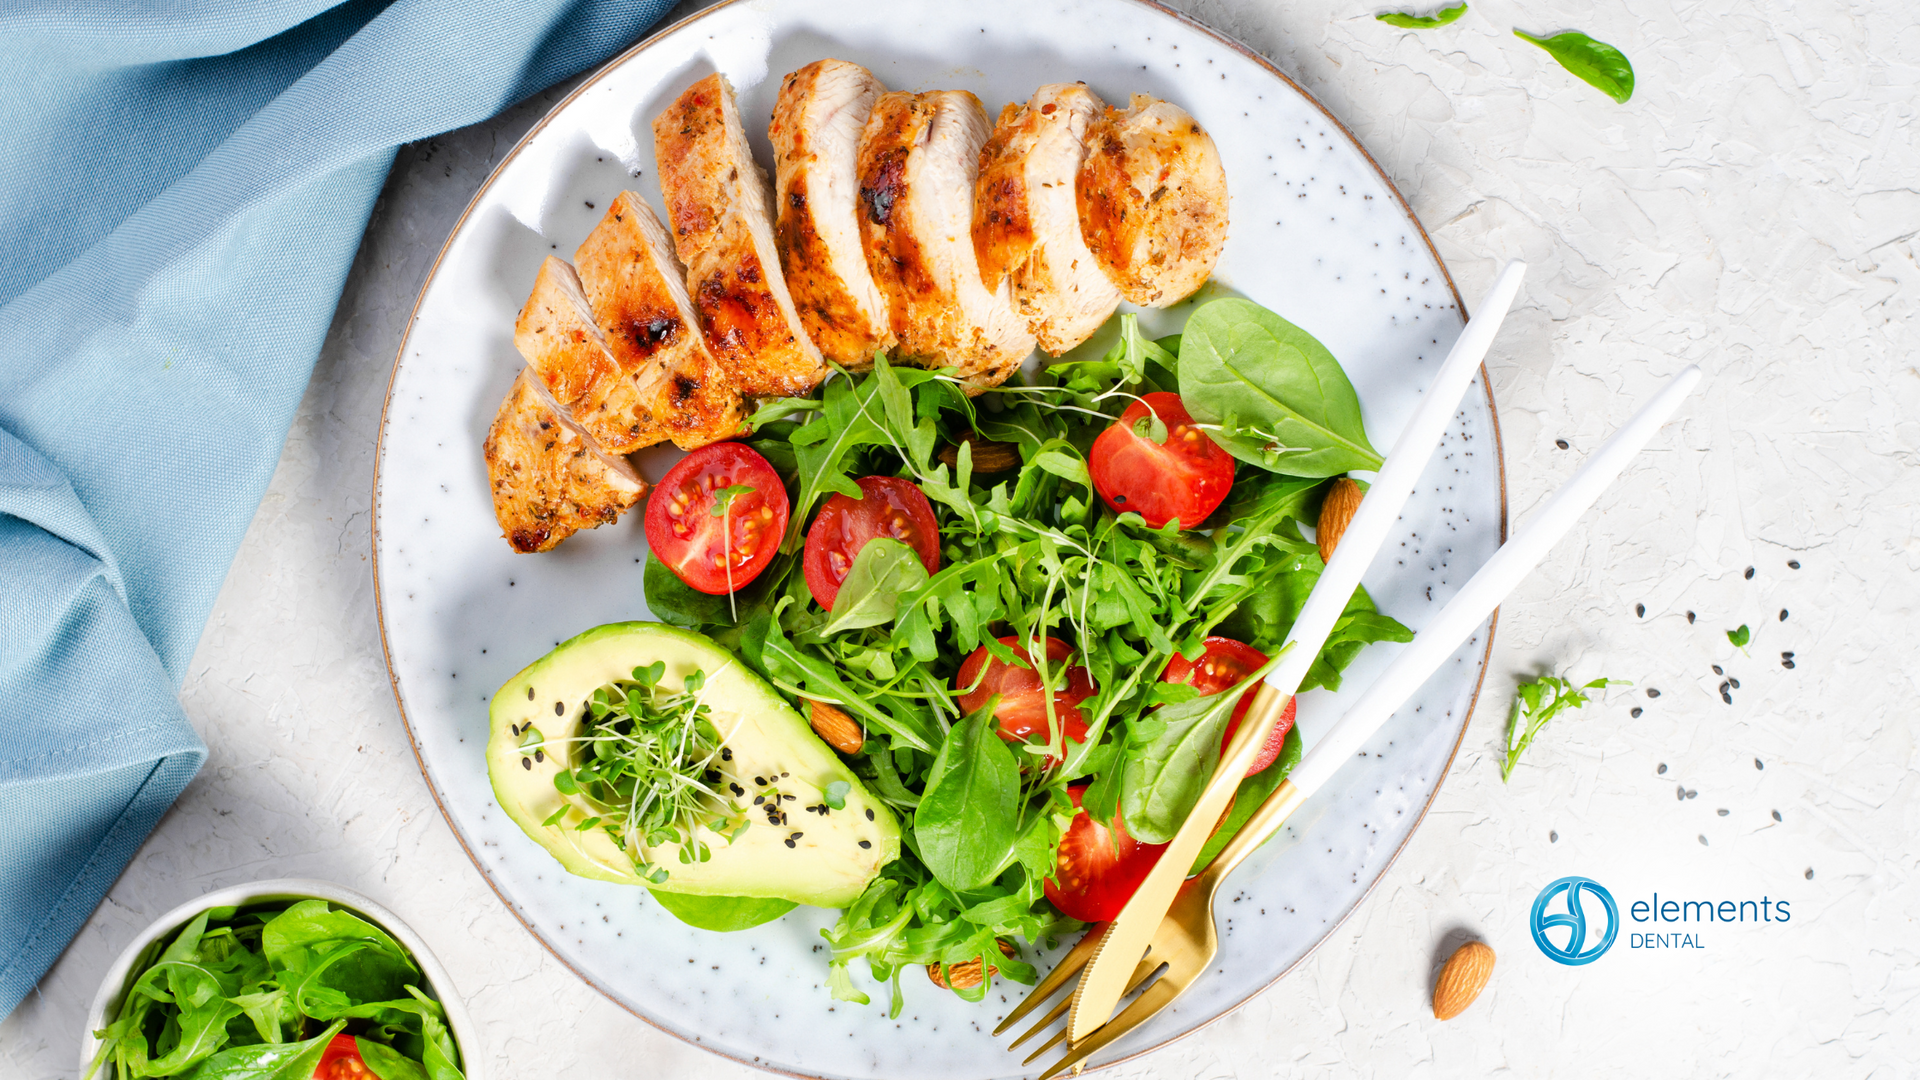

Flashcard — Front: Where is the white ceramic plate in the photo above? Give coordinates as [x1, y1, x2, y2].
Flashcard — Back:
[373, 1, 1505, 1076]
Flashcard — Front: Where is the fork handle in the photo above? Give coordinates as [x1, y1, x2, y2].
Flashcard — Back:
[1200, 710, 1309, 884]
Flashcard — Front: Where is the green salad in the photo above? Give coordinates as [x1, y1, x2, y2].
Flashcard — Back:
[490, 298, 1411, 1014]
[90, 899, 463, 1080]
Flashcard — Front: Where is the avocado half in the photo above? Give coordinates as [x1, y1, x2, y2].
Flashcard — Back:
[487, 622, 900, 910]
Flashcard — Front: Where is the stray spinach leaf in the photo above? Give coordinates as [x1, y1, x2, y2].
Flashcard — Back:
[1514, 28, 1635, 103]
[1376, 2, 1465, 28]
[649, 890, 797, 932]
[1178, 299, 1383, 476]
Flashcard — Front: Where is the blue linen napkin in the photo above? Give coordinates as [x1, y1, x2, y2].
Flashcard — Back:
[0, 0, 674, 1019]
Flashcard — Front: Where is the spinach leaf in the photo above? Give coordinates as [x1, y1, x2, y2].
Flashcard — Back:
[356, 1039, 432, 1080]
[1120, 651, 1285, 843]
[1514, 29, 1635, 103]
[649, 890, 797, 932]
[822, 538, 931, 633]
[1376, 2, 1465, 28]
[174, 1020, 342, 1080]
[1177, 299, 1382, 476]
[261, 901, 411, 980]
[642, 553, 734, 627]
[914, 708, 1021, 890]
[1189, 723, 1304, 872]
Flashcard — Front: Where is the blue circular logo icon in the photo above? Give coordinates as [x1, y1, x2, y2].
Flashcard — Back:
[1530, 876, 1618, 965]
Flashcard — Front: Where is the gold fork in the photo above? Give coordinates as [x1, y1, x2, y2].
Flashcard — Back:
[994, 775, 1308, 1079]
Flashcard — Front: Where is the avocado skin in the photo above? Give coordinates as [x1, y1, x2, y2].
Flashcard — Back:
[487, 622, 900, 909]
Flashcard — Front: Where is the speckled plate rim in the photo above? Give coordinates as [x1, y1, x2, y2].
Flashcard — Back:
[369, 1, 1508, 1075]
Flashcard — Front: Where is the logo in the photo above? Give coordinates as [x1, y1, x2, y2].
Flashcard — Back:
[1530, 876, 1618, 965]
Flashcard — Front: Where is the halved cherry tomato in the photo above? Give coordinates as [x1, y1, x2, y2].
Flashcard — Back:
[801, 476, 941, 610]
[315, 1034, 372, 1079]
[1088, 392, 1235, 529]
[1161, 636, 1296, 776]
[956, 636, 1094, 765]
[644, 442, 789, 595]
[1044, 783, 1168, 923]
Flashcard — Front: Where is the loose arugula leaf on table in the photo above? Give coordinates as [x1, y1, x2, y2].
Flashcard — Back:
[1501, 674, 1621, 780]
[1514, 28, 1635, 103]
[1376, 3, 1466, 28]
[1177, 299, 1383, 476]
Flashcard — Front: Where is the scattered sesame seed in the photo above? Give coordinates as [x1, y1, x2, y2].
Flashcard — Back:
[785, 839, 796, 848]
[1686, 611, 1696, 624]
[1721, 689, 1734, 705]
[1744, 566, 1755, 580]
[1772, 810, 1782, 822]
[865, 809, 875, 821]
[1788, 560, 1800, 569]
[522, 757, 531, 770]
[1632, 707, 1644, 718]
[533, 749, 544, 763]
[790, 831, 803, 840]
[1712, 665, 1724, 676]
[1687, 789, 1698, 799]
[1716, 808, 1729, 817]
[1783, 651, 1795, 658]
[731, 783, 745, 795]
[1549, 830, 1559, 842]
[1646, 688, 1661, 698]
[554, 701, 564, 715]
[859, 840, 872, 849]
[755, 776, 767, 785]
[1805, 868, 1814, 879]
[1657, 762, 1667, 774]
[1699, 834, 1709, 846]
[1779, 608, 1789, 622]
[1729, 677, 1740, 689]
[754, 795, 765, 805]
[721, 748, 732, 760]
[527, 686, 535, 700]
[1555, 438, 1569, 449]
[1755, 758, 1764, 770]
[1636, 603, 1646, 617]
[1783, 659, 1796, 669]
[1675, 785, 1685, 800]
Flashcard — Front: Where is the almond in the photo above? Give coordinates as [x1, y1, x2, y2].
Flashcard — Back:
[1317, 476, 1362, 564]
[806, 699, 864, 754]
[937, 434, 1021, 474]
[927, 938, 1018, 990]
[1431, 940, 1495, 1020]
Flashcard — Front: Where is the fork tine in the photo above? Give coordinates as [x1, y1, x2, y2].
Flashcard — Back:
[993, 924, 1106, 1036]
[1010, 954, 1160, 1052]
[1034, 977, 1181, 1080]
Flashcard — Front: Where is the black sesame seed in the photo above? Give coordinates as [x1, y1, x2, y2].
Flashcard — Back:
[1555, 438, 1569, 449]
[731, 783, 745, 796]
[1632, 707, 1644, 718]
[1698, 834, 1709, 846]
[1686, 611, 1696, 624]
[527, 686, 535, 700]
[1636, 603, 1646, 617]
[1646, 688, 1661, 698]
[1716, 808, 1729, 817]
[1772, 810, 1782, 822]
[1783, 651, 1795, 659]
[790, 831, 803, 840]
[1729, 677, 1740, 689]
[522, 757, 532, 770]
[1805, 868, 1814, 879]
[704, 769, 722, 783]
[1687, 789, 1698, 798]
[859, 840, 872, 849]
[783, 794, 796, 801]
[554, 701, 564, 715]
[781, 771, 790, 778]
[1788, 560, 1800, 569]
[1675, 785, 1685, 800]
[1779, 608, 1788, 622]
[1657, 762, 1667, 774]
[533, 749, 544, 763]
[721, 748, 732, 760]
[1783, 660, 1796, 669]
[1755, 758, 1764, 770]
[785, 839, 796, 848]
[1744, 566, 1755, 579]
[1721, 690, 1733, 705]
[865, 809, 875, 821]
[1712, 665, 1724, 676]
[1550, 830, 1559, 842]
[1718, 680, 1730, 694]
[755, 776, 767, 785]
[754, 796, 765, 805]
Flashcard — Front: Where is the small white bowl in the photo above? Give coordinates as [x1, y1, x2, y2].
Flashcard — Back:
[79, 878, 484, 1080]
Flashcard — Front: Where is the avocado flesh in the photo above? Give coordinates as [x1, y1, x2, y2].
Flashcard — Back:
[487, 622, 900, 909]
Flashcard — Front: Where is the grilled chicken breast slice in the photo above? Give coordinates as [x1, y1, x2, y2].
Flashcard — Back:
[654, 73, 827, 397]
[513, 256, 660, 454]
[1077, 94, 1229, 307]
[857, 90, 1034, 388]
[485, 371, 646, 554]
[771, 59, 894, 367]
[575, 191, 744, 449]
[974, 83, 1122, 355]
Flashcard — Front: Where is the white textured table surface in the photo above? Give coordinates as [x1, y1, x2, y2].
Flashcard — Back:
[7, 1, 1917, 1076]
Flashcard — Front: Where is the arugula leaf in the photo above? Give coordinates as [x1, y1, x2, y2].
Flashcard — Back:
[1501, 674, 1620, 780]
[1178, 299, 1382, 476]
[1514, 28, 1635, 103]
[822, 538, 931, 633]
[914, 707, 1022, 890]
[649, 890, 797, 932]
[1376, 2, 1465, 28]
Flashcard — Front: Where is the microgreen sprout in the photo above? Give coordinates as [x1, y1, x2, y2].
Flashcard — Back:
[1727, 624, 1751, 654]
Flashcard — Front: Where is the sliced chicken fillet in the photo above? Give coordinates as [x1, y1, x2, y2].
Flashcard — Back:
[974, 82, 1122, 355]
[575, 191, 744, 449]
[1077, 94, 1229, 307]
[770, 59, 894, 367]
[857, 90, 1034, 389]
[513, 256, 659, 454]
[484, 371, 646, 554]
[654, 73, 827, 397]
